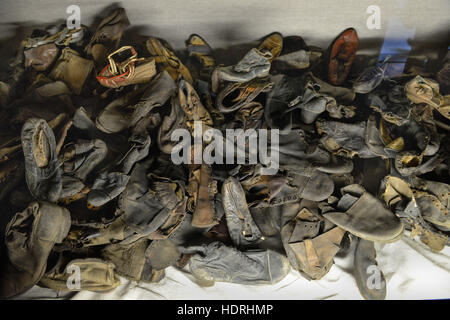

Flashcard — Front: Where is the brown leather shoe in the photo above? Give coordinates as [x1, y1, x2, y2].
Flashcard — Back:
[24, 44, 59, 71]
[186, 34, 215, 79]
[258, 32, 283, 62]
[0, 201, 71, 299]
[188, 163, 219, 228]
[281, 207, 346, 280]
[146, 37, 193, 83]
[49, 48, 94, 95]
[327, 28, 358, 85]
[85, 7, 130, 56]
[39, 256, 121, 292]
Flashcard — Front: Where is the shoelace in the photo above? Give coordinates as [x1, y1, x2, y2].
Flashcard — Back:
[358, 55, 391, 82]
[107, 46, 142, 76]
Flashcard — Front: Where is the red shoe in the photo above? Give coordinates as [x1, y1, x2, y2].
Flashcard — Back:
[327, 28, 359, 85]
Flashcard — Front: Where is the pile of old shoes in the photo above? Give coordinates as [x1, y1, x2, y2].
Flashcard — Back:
[0, 6, 449, 301]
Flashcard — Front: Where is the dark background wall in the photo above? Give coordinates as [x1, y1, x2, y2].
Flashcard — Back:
[0, 0, 448, 49]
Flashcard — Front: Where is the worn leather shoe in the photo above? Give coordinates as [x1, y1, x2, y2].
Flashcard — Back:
[327, 28, 358, 85]
[21, 118, 62, 202]
[0, 201, 71, 299]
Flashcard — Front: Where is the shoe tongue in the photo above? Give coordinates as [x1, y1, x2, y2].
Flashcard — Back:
[34, 127, 50, 168]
